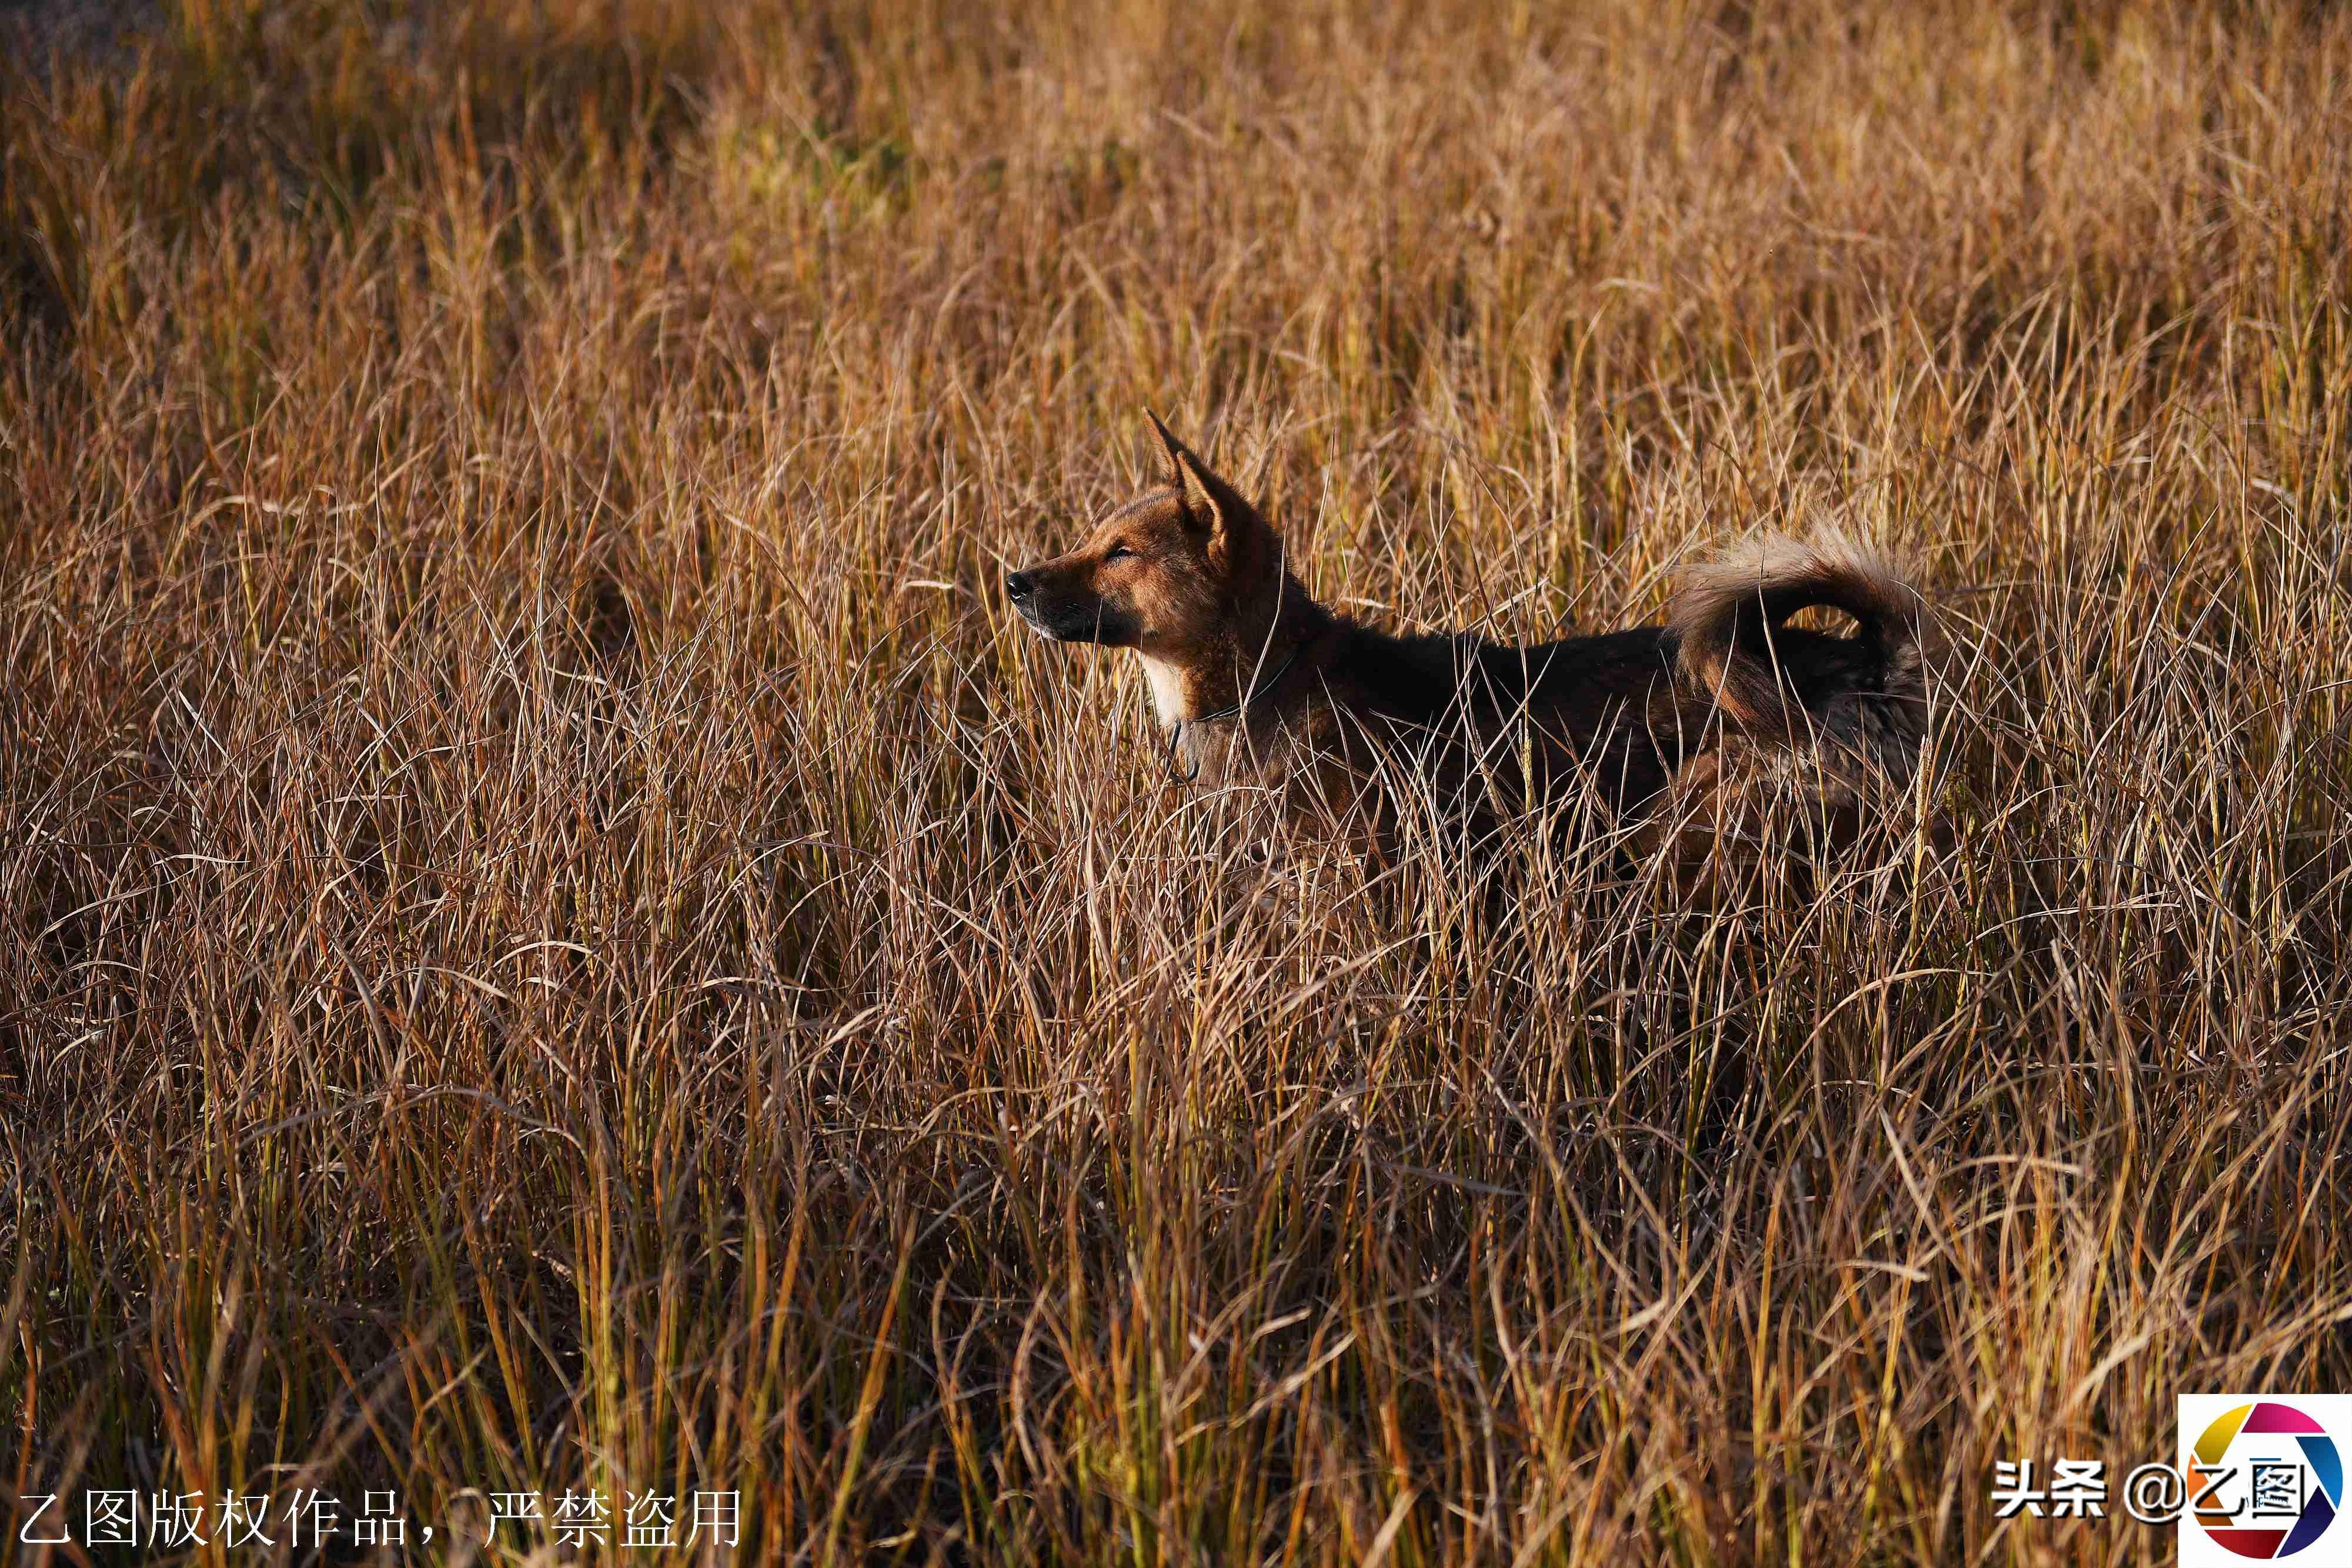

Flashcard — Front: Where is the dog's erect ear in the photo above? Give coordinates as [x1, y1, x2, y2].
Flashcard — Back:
[1144, 410, 1272, 571]
[1147, 410, 1220, 531]
[1145, 409, 1188, 495]
[1172, 446, 1241, 537]
[1177, 449, 1278, 579]
[1142, 411, 1225, 523]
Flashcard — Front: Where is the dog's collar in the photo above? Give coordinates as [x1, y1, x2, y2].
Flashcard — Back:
[1165, 643, 1307, 784]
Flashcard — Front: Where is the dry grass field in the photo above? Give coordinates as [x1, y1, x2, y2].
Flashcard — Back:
[5, 1, 2351, 1562]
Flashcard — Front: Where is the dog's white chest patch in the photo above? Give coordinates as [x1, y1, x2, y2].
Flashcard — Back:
[1137, 655, 1188, 727]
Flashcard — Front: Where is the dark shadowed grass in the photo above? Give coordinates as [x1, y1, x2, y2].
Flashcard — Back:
[3, 1, 2350, 1563]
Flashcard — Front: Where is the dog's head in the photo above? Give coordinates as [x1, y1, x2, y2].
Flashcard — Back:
[1006, 413, 1278, 657]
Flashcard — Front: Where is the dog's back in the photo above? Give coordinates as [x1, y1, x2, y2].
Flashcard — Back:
[1311, 534, 1927, 827]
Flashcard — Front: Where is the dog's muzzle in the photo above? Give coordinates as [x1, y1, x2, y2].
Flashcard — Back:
[1005, 569, 1060, 638]
[1005, 570, 1131, 644]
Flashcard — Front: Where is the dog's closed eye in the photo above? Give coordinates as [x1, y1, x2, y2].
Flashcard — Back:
[1104, 543, 1136, 561]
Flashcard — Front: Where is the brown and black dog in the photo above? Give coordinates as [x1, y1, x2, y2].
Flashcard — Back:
[1007, 414, 1929, 854]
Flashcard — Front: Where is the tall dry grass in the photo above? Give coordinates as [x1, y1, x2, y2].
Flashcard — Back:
[3, 1, 2350, 1562]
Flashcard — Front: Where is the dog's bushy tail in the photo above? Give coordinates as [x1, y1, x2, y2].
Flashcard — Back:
[1671, 533, 1929, 773]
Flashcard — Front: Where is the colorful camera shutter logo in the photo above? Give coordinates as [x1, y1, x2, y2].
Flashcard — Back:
[2180, 1396, 2348, 1562]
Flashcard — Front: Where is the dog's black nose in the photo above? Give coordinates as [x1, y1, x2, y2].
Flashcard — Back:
[1005, 570, 1035, 600]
